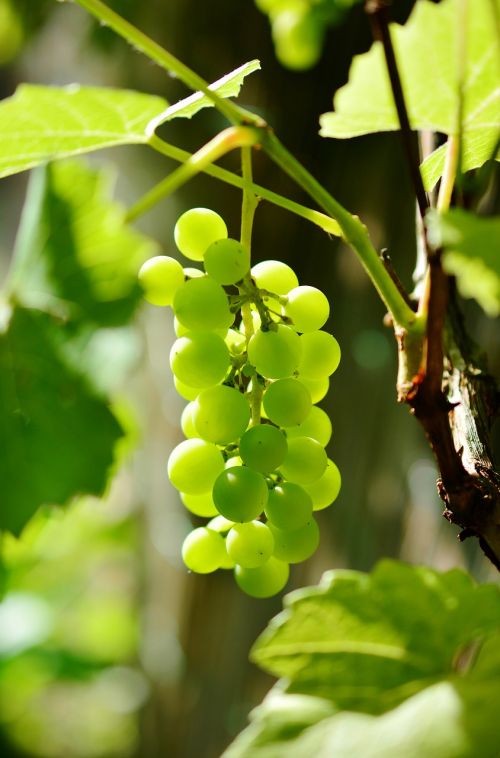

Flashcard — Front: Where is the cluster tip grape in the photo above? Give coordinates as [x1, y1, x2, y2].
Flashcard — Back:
[138, 207, 341, 598]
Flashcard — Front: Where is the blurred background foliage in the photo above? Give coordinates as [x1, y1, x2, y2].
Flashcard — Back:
[0, 0, 498, 756]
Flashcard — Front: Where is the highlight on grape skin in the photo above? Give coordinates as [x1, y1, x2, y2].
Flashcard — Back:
[138, 207, 341, 597]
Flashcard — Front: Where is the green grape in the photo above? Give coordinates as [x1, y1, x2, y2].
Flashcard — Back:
[174, 376, 200, 402]
[175, 316, 227, 339]
[207, 515, 235, 533]
[265, 482, 313, 530]
[183, 267, 204, 279]
[286, 405, 332, 446]
[192, 385, 250, 444]
[251, 259, 298, 294]
[284, 285, 330, 332]
[173, 276, 233, 331]
[138, 255, 185, 306]
[280, 436, 327, 484]
[212, 466, 269, 522]
[303, 459, 341, 510]
[298, 375, 329, 403]
[180, 491, 218, 518]
[180, 402, 198, 438]
[168, 438, 224, 494]
[298, 331, 341, 379]
[182, 527, 226, 573]
[219, 549, 236, 570]
[174, 208, 228, 261]
[269, 518, 319, 563]
[248, 325, 302, 379]
[263, 378, 311, 427]
[255, 0, 288, 14]
[225, 328, 247, 355]
[204, 238, 250, 285]
[272, 5, 323, 71]
[234, 556, 289, 598]
[239, 424, 288, 473]
[170, 332, 230, 388]
[225, 455, 243, 468]
[226, 521, 274, 568]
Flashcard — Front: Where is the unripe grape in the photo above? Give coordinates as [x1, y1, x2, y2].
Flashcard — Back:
[298, 375, 329, 404]
[303, 459, 341, 510]
[280, 436, 327, 484]
[269, 518, 319, 563]
[298, 331, 341, 379]
[174, 208, 227, 261]
[168, 438, 224, 495]
[207, 515, 235, 533]
[234, 556, 289, 598]
[138, 255, 185, 306]
[265, 482, 313, 530]
[284, 285, 330, 332]
[204, 238, 250, 285]
[239, 424, 288, 472]
[182, 527, 226, 573]
[212, 466, 269, 522]
[174, 376, 200, 402]
[248, 325, 302, 379]
[180, 491, 218, 518]
[272, 5, 323, 71]
[192, 385, 250, 444]
[170, 332, 230, 388]
[286, 405, 332, 446]
[180, 402, 198, 438]
[173, 276, 233, 331]
[263, 378, 311, 427]
[251, 260, 298, 294]
[226, 521, 274, 568]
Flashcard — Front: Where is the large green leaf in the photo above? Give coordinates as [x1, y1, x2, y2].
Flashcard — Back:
[250, 561, 500, 711]
[0, 306, 123, 536]
[320, 0, 500, 190]
[225, 562, 500, 757]
[9, 160, 157, 326]
[0, 60, 260, 177]
[427, 208, 500, 316]
[225, 678, 500, 758]
[0, 85, 167, 179]
[426, 209, 500, 317]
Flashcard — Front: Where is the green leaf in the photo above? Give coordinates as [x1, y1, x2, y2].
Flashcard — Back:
[426, 208, 500, 317]
[250, 561, 500, 711]
[0, 306, 123, 536]
[320, 0, 500, 189]
[226, 562, 500, 757]
[225, 679, 500, 758]
[0, 85, 167, 179]
[147, 59, 261, 130]
[9, 160, 158, 327]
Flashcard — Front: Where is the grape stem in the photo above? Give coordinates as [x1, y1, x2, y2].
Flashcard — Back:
[126, 127, 257, 222]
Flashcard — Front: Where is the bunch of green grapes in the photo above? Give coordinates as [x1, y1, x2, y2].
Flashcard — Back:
[138, 207, 341, 598]
[254, 0, 359, 71]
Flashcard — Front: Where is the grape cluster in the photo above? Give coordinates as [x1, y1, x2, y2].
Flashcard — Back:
[138, 208, 341, 598]
[254, 0, 357, 71]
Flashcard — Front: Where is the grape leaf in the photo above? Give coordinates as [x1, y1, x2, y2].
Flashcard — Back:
[0, 60, 260, 177]
[320, 0, 500, 189]
[426, 208, 500, 317]
[9, 160, 158, 327]
[147, 59, 261, 131]
[225, 562, 500, 757]
[250, 561, 500, 711]
[225, 679, 500, 758]
[0, 85, 167, 179]
[0, 306, 123, 536]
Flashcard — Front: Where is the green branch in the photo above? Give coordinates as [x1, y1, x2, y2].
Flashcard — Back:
[261, 131, 418, 331]
[66, 0, 254, 125]
[144, 136, 342, 236]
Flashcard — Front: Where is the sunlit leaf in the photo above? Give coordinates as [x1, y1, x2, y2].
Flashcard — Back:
[147, 59, 261, 131]
[9, 160, 158, 327]
[426, 208, 500, 317]
[0, 306, 123, 535]
[320, 0, 500, 189]
[0, 85, 167, 178]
